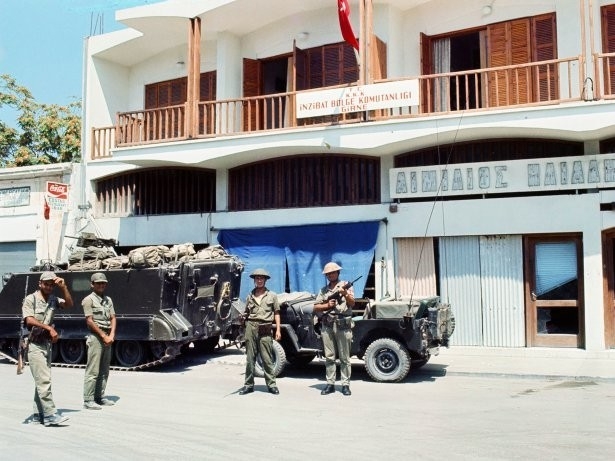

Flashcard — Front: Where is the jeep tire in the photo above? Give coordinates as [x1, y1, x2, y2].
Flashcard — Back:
[254, 339, 287, 378]
[364, 337, 411, 382]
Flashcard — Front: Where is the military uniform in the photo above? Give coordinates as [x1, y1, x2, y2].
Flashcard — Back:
[22, 293, 63, 419]
[82, 273, 116, 408]
[22, 270, 72, 426]
[315, 282, 354, 389]
[243, 288, 280, 390]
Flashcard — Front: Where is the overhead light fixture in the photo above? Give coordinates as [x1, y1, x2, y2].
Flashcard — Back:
[297, 32, 309, 41]
[482, 4, 493, 16]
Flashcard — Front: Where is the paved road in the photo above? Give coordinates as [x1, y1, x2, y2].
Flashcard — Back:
[1, 350, 614, 461]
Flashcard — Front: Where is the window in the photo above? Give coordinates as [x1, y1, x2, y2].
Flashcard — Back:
[421, 13, 557, 112]
[228, 155, 380, 211]
[96, 168, 216, 216]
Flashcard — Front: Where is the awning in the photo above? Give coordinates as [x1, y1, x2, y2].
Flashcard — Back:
[218, 221, 379, 300]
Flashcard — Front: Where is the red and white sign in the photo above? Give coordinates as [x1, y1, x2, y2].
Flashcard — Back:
[46, 181, 69, 212]
[296, 79, 419, 118]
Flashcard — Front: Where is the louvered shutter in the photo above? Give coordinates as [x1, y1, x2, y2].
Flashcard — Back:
[487, 21, 509, 107]
[420, 32, 433, 113]
[199, 71, 217, 135]
[510, 19, 531, 104]
[601, 5, 615, 95]
[243, 58, 262, 131]
[532, 13, 557, 102]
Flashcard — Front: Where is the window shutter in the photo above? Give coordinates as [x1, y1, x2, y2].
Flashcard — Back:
[601, 5, 615, 95]
[510, 19, 531, 104]
[243, 58, 262, 131]
[532, 13, 557, 102]
[370, 35, 387, 81]
[420, 32, 433, 113]
[487, 21, 509, 107]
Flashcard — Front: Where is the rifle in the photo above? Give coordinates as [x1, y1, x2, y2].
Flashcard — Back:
[325, 276, 362, 304]
[314, 276, 362, 334]
[16, 276, 29, 375]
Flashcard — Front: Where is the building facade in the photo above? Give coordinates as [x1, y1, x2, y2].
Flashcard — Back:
[78, 0, 615, 351]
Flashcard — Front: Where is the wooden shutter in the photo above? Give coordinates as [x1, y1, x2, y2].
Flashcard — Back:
[294, 45, 308, 91]
[487, 13, 556, 106]
[510, 19, 531, 104]
[487, 21, 511, 107]
[532, 13, 557, 102]
[199, 71, 217, 135]
[602, 5, 615, 95]
[420, 32, 433, 113]
[370, 34, 387, 81]
[243, 58, 262, 131]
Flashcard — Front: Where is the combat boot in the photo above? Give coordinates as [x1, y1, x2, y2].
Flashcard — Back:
[43, 413, 69, 426]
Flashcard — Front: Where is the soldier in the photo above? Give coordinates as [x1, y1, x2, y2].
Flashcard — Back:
[22, 271, 73, 426]
[82, 272, 116, 410]
[314, 262, 355, 396]
[238, 268, 281, 395]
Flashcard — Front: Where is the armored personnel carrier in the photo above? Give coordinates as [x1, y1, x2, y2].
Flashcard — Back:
[0, 242, 244, 370]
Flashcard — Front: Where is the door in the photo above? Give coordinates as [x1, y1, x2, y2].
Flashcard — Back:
[0, 241, 36, 286]
[602, 229, 615, 348]
[524, 235, 584, 347]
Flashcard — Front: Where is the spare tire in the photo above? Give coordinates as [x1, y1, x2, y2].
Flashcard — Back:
[254, 340, 287, 378]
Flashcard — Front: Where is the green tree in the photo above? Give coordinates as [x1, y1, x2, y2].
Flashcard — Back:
[0, 74, 81, 167]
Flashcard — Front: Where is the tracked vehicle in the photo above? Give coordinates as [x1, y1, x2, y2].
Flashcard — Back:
[0, 247, 244, 370]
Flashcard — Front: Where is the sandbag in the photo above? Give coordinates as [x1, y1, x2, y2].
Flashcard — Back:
[128, 245, 168, 268]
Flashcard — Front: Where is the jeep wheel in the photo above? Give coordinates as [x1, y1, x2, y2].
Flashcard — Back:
[254, 340, 287, 378]
[364, 337, 410, 382]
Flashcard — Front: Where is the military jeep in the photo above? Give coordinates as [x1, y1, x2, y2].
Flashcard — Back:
[248, 293, 454, 383]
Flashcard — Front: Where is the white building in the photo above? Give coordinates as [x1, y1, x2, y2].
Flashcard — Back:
[0, 163, 79, 277]
[78, 0, 615, 352]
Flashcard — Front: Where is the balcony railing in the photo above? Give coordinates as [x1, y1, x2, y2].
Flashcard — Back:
[594, 52, 615, 100]
[92, 56, 588, 160]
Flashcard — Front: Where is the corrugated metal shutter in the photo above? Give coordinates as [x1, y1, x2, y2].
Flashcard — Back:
[479, 235, 525, 347]
[394, 238, 437, 299]
[0, 241, 36, 286]
[439, 236, 483, 346]
[439, 235, 525, 347]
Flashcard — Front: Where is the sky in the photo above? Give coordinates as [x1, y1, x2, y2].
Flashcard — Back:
[0, 0, 155, 123]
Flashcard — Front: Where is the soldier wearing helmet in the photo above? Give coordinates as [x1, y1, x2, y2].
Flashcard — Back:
[238, 268, 281, 395]
[82, 272, 116, 410]
[314, 261, 355, 396]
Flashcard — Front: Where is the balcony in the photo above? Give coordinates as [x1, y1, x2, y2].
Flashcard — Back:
[91, 55, 594, 160]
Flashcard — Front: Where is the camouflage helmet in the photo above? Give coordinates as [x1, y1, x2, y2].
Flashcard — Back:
[322, 262, 342, 274]
[249, 268, 271, 280]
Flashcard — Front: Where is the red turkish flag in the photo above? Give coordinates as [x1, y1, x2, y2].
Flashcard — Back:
[338, 0, 359, 50]
[44, 197, 50, 220]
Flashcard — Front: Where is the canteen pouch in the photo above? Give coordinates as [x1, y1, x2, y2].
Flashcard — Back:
[335, 316, 353, 330]
[258, 323, 273, 336]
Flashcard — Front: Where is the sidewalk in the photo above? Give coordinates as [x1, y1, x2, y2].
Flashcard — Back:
[425, 346, 615, 381]
[210, 343, 615, 381]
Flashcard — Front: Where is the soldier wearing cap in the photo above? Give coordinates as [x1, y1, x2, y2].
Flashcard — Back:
[22, 270, 73, 426]
[82, 272, 116, 410]
[238, 268, 281, 395]
[314, 262, 355, 396]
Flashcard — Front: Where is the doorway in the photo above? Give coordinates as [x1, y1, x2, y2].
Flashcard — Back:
[524, 235, 584, 347]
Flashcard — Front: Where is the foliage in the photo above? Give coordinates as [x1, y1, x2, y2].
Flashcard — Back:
[0, 74, 81, 167]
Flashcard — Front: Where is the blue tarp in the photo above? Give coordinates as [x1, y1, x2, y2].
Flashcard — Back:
[218, 221, 380, 300]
